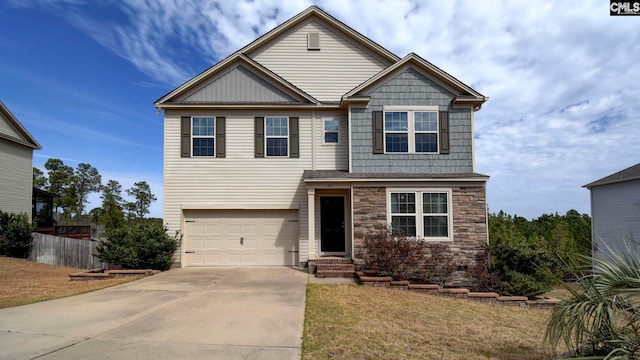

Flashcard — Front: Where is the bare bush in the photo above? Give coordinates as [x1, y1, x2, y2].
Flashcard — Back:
[363, 225, 425, 280]
[468, 249, 502, 292]
[423, 243, 456, 287]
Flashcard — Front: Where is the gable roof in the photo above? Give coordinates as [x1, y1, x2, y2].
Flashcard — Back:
[584, 162, 640, 189]
[0, 101, 41, 150]
[343, 53, 488, 110]
[240, 6, 399, 63]
[155, 53, 318, 107]
[155, 6, 401, 109]
[155, 6, 487, 110]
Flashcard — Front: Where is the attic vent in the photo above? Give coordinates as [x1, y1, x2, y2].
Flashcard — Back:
[307, 32, 320, 50]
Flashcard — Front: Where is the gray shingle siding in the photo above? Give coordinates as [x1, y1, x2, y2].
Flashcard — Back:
[351, 68, 474, 174]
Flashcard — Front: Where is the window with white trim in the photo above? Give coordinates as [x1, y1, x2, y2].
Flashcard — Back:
[384, 109, 438, 153]
[265, 117, 288, 156]
[323, 119, 339, 144]
[388, 189, 452, 240]
[192, 116, 215, 157]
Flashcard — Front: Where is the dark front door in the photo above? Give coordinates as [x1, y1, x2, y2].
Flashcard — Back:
[320, 196, 345, 252]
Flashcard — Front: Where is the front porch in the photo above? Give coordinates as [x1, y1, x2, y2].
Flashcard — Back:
[308, 256, 355, 278]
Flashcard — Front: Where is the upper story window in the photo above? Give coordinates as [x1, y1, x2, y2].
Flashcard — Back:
[384, 108, 439, 154]
[192, 116, 215, 157]
[254, 116, 298, 158]
[265, 117, 289, 157]
[181, 116, 225, 158]
[388, 189, 452, 241]
[323, 119, 339, 144]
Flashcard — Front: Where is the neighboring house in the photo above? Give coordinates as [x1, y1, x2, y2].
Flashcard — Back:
[584, 162, 640, 259]
[155, 6, 489, 285]
[0, 101, 41, 219]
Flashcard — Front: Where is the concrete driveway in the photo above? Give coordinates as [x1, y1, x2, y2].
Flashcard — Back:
[0, 267, 309, 360]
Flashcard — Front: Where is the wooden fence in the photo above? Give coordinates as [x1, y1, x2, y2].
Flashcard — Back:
[29, 233, 107, 269]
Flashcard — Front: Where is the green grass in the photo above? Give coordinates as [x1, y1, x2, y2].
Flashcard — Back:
[303, 284, 561, 360]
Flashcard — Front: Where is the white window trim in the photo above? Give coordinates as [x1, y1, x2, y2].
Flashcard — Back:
[191, 116, 215, 157]
[386, 188, 453, 242]
[322, 118, 340, 145]
[382, 106, 439, 155]
[265, 116, 289, 157]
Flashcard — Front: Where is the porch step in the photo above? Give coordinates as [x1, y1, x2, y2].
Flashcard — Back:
[315, 257, 355, 278]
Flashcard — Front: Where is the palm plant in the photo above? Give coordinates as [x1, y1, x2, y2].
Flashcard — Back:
[545, 245, 640, 359]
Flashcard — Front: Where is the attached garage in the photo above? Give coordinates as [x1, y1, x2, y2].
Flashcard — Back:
[183, 209, 299, 266]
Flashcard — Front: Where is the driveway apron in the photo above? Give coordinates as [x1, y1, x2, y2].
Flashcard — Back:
[0, 267, 308, 360]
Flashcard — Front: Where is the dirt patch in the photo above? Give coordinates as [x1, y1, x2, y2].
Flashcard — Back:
[0, 256, 142, 309]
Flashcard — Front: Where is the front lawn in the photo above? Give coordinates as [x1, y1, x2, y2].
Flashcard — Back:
[303, 284, 559, 359]
[0, 256, 141, 309]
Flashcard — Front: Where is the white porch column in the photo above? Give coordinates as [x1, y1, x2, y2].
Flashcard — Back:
[307, 188, 317, 260]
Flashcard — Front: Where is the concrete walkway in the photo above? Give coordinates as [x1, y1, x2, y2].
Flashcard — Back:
[0, 267, 309, 360]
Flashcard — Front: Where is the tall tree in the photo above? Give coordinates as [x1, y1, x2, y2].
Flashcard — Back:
[564, 209, 592, 254]
[32, 167, 47, 189]
[126, 181, 157, 224]
[100, 179, 125, 230]
[73, 163, 102, 220]
[44, 158, 74, 216]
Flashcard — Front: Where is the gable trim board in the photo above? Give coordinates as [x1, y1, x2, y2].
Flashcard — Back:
[239, 6, 399, 65]
[182, 65, 299, 103]
[343, 53, 488, 110]
[584, 162, 640, 189]
[0, 102, 41, 150]
[155, 54, 319, 107]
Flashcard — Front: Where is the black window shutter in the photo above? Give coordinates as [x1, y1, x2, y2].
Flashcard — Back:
[181, 116, 191, 158]
[216, 117, 226, 158]
[439, 111, 450, 154]
[372, 111, 383, 154]
[289, 117, 299, 158]
[254, 117, 264, 158]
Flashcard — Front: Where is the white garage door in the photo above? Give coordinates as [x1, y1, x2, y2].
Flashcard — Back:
[183, 210, 299, 266]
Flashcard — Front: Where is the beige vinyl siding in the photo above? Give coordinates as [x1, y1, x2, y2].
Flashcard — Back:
[314, 111, 348, 170]
[164, 110, 314, 265]
[249, 19, 391, 102]
[0, 111, 24, 140]
[0, 139, 34, 217]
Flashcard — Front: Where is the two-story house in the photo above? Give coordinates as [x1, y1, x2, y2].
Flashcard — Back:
[155, 6, 489, 285]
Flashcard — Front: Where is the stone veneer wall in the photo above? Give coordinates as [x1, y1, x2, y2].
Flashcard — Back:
[352, 184, 488, 288]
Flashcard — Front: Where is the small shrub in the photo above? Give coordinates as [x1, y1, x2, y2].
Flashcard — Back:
[363, 225, 425, 280]
[0, 211, 33, 258]
[423, 243, 456, 287]
[95, 223, 180, 270]
[489, 229, 560, 296]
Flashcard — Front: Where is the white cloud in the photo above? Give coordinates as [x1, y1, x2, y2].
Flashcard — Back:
[9, 0, 640, 218]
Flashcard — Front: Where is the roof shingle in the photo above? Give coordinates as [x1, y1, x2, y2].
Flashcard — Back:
[584, 162, 640, 188]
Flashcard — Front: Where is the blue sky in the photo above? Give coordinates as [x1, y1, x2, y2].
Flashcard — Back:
[1, 0, 639, 219]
